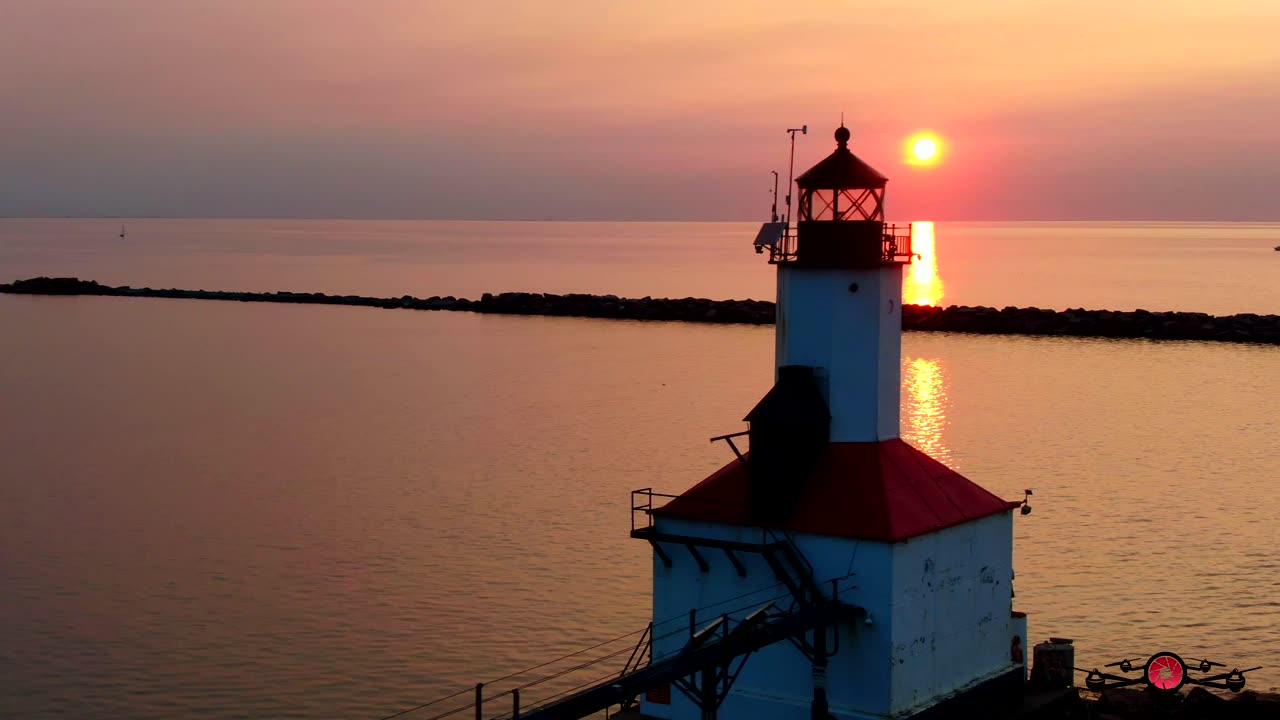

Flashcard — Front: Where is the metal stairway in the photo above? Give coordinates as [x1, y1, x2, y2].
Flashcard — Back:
[763, 528, 826, 610]
[513, 599, 862, 720]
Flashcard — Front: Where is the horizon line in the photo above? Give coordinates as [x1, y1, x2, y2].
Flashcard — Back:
[3, 215, 1279, 224]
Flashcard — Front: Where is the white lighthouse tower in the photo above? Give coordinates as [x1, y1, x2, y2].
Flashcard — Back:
[775, 124, 905, 443]
[633, 127, 1027, 720]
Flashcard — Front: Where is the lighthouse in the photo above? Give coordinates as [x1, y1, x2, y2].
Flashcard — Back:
[632, 127, 1027, 720]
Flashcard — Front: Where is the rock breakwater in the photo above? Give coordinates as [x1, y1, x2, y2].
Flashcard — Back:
[4, 276, 1278, 345]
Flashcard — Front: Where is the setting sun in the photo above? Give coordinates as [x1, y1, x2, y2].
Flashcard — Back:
[906, 133, 943, 165]
[913, 137, 937, 162]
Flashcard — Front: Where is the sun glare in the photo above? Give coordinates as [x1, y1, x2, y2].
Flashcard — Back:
[906, 133, 942, 165]
[905, 220, 943, 306]
[913, 138, 937, 161]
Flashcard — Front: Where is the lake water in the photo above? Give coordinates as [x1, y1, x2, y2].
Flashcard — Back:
[2, 218, 1280, 313]
[2, 220, 1279, 719]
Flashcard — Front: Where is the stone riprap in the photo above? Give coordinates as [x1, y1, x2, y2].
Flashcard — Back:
[4, 277, 1278, 345]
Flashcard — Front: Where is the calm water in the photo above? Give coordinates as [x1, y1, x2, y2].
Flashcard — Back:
[2, 218, 1280, 313]
[2, 220, 1280, 720]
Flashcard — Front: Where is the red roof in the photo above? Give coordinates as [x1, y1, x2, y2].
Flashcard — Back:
[652, 440, 1017, 543]
[795, 127, 888, 190]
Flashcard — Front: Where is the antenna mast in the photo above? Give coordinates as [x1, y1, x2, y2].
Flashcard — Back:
[770, 171, 779, 223]
[784, 125, 807, 224]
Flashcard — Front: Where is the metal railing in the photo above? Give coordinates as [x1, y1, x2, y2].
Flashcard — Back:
[882, 223, 914, 263]
[631, 488, 747, 536]
[767, 226, 800, 263]
[768, 222, 915, 265]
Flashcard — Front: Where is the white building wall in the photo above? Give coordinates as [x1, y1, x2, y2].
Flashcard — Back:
[644, 519, 794, 720]
[643, 517, 898, 720]
[873, 269, 902, 441]
[886, 512, 1017, 716]
[775, 265, 903, 442]
[643, 512, 1017, 720]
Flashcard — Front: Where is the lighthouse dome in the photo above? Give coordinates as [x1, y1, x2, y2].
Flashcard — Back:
[796, 126, 888, 190]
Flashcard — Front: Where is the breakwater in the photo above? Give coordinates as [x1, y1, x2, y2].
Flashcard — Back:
[4, 276, 1279, 345]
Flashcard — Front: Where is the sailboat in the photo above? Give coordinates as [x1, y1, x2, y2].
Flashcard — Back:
[119, 224, 126, 239]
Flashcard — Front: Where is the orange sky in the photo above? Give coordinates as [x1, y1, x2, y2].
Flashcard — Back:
[2, 0, 1278, 219]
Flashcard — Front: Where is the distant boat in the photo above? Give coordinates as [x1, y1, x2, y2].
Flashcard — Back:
[119, 224, 126, 239]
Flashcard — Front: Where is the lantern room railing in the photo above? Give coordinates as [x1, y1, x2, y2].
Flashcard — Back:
[883, 223, 914, 263]
[766, 223, 915, 265]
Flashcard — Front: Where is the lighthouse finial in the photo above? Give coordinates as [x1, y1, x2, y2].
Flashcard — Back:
[835, 124, 851, 149]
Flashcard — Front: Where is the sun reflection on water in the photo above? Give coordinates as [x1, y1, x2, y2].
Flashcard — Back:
[902, 356, 950, 462]
[905, 220, 944, 306]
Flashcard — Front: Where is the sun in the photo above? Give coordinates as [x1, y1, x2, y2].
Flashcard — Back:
[912, 137, 937, 162]
[905, 133, 943, 165]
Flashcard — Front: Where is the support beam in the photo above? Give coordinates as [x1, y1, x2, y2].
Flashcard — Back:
[699, 666, 718, 720]
[630, 529, 781, 554]
[810, 618, 829, 720]
[649, 539, 672, 568]
[686, 544, 710, 573]
[709, 431, 748, 464]
[723, 548, 746, 577]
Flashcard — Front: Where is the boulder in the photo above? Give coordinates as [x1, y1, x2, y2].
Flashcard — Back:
[1179, 686, 1228, 719]
[2, 277, 111, 295]
[1097, 686, 1165, 719]
[1227, 690, 1280, 720]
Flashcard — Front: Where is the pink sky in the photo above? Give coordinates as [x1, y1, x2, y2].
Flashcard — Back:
[2, 0, 1278, 220]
